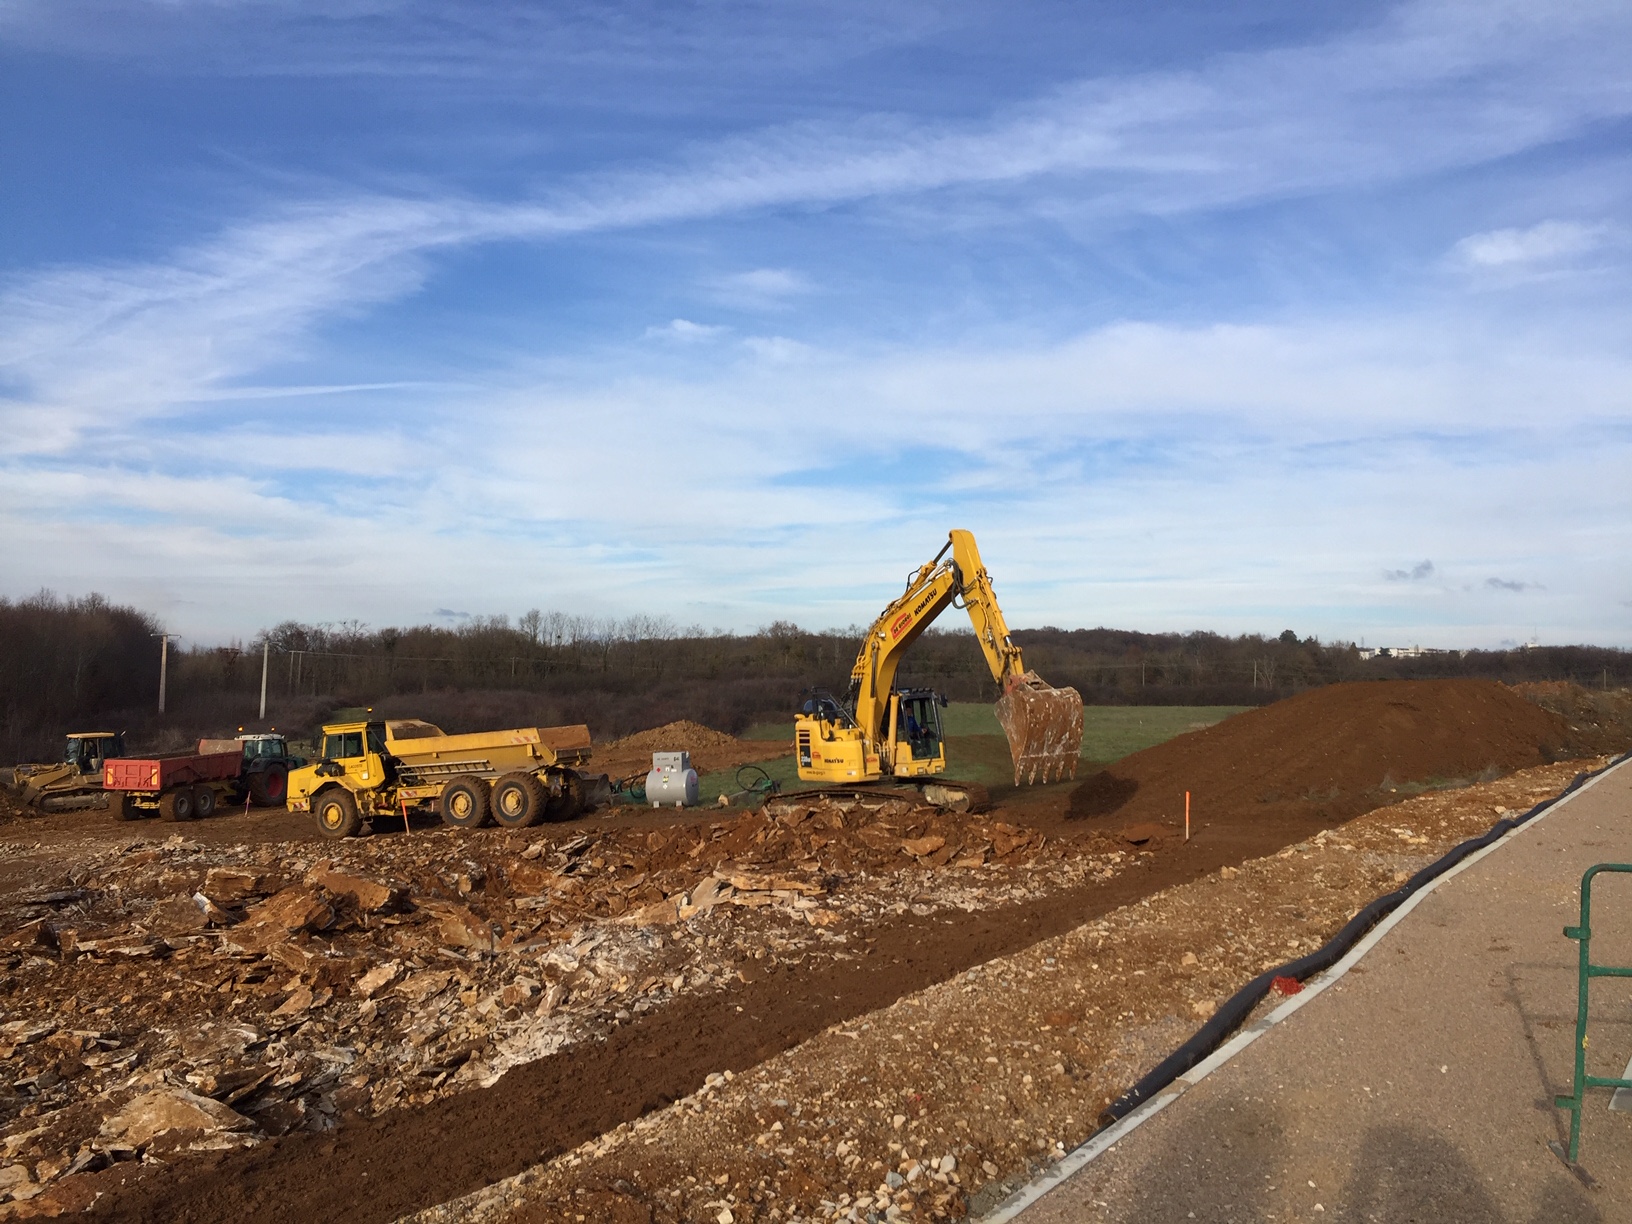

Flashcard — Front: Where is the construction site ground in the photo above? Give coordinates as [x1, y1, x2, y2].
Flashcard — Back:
[0, 680, 1628, 1222]
[1013, 755, 1632, 1224]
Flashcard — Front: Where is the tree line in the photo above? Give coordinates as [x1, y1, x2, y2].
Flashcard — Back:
[4, 593, 1630, 764]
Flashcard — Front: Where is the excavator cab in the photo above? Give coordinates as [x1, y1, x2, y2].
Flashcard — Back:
[890, 689, 945, 765]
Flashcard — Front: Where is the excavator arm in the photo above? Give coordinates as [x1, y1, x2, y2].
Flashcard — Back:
[847, 530, 1083, 785]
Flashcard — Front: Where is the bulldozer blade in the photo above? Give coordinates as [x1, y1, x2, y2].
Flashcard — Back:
[994, 675, 1084, 785]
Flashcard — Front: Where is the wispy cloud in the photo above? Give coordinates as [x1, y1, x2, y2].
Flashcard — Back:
[1453, 220, 1614, 269]
[1385, 560, 1436, 581]
[642, 318, 729, 342]
[1486, 576, 1542, 592]
[705, 268, 812, 310]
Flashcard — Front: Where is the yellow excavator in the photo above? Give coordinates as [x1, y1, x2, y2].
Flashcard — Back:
[793, 530, 1083, 809]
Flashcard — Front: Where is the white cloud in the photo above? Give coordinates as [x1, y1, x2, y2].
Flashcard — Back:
[1453, 219, 1612, 268]
[642, 318, 729, 342]
[741, 335, 814, 363]
[706, 267, 812, 309]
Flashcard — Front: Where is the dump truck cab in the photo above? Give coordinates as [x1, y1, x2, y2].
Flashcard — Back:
[287, 720, 392, 834]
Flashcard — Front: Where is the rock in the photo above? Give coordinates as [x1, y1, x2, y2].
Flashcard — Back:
[0, 1163, 39, 1203]
[272, 986, 315, 1017]
[355, 961, 402, 999]
[204, 868, 271, 902]
[506, 861, 556, 896]
[192, 892, 240, 926]
[235, 888, 337, 949]
[1191, 999, 1217, 1019]
[419, 901, 494, 953]
[268, 943, 318, 975]
[308, 866, 404, 914]
[938, 1154, 956, 1173]
[1219, 866, 1240, 880]
[98, 1089, 255, 1152]
[622, 898, 679, 926]
[149, 896, 207, 934]
[1, 920, 56, 953]
[885, 1171, 905, 1189]
[901, 835, 946, 858]
[1181, 951, 1199, 966]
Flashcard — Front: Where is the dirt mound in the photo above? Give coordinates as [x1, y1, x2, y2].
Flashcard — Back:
[1068, 679, 1581, 829]
[1513, 681, 1632, 751]
[601, 719, 740, 755]
[594, 720, 781, 779]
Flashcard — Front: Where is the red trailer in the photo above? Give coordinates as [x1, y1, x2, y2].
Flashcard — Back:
[103, 750, 243, 821]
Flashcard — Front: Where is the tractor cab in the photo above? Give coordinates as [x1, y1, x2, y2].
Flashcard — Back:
[64, 732, 125, 775]
[239, 733, 295, 762]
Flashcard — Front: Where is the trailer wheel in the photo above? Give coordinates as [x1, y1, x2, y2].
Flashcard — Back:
[107, 792, 136, 821]
[439, 776, 491, 828]
[159, 787, 195, 822]
[249, 767, 288, 807]
[192, 785, 218, 818]
[314, 788, 362, 839]
[491, 773, 547, 828]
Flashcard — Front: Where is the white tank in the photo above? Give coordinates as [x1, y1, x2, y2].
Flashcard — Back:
[647, 751, 699, 808]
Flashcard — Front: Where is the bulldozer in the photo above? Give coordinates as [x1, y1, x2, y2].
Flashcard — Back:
[793, 530, 1083, 809]
[3, 732, 125, 812]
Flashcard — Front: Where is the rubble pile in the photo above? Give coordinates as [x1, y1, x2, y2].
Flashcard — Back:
[0, 799, 1128, 1207]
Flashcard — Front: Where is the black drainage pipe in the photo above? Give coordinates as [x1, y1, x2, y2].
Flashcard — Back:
[1099, 750, 1632, 1127]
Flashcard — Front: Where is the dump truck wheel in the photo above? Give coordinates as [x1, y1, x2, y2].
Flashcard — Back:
[439, 776, 491, 828]
[314, 788, 362, 839]
[543, 772, 584, 822]
[249, 767, 288, 807]
[491, 773, 547, 828]
[192, 785, 218, 818]
[107, 792, 136, 821]
[159, 787, 195, 822]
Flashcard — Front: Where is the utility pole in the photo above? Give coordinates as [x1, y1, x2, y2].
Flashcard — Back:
[156, 634, 171, 713]
[259, 641, 270, 719]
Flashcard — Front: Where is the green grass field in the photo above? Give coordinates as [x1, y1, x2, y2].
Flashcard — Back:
[733, 704, 1249, 792]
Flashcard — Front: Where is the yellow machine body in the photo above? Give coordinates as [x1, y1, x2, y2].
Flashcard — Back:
[287, 718, 600, 837]
[794, 530, 1084, 788]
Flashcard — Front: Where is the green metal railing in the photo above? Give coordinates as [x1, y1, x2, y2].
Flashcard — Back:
[1555, 862, 1632, 1162]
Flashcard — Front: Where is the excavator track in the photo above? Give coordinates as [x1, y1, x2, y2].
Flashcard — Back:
[765, 779, 990, 816]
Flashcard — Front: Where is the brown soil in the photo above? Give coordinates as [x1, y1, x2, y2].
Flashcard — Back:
[6, 682, 1627, 1222]
[1067, 679, 1584, 830]
[593, 721, 786, 782]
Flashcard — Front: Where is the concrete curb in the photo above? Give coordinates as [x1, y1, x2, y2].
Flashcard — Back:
[976, 757, 1631, 1223]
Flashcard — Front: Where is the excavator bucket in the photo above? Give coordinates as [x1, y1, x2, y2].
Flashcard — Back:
[994, 674, 1084, 785]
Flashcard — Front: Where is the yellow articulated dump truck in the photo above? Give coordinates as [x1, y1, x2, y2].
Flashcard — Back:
[288, 717, 605, 839]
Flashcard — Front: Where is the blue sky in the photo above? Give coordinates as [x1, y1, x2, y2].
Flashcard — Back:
[2, 0, 1630, 647]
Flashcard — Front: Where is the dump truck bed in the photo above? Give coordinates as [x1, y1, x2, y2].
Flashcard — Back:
[383, 722, 593, 772]
[103, 751, 242, 793]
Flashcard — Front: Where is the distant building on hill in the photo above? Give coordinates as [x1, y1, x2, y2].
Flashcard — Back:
[1357, 645, 1459, 661]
